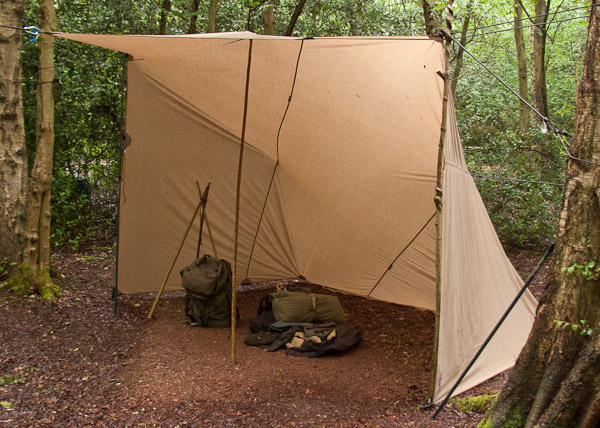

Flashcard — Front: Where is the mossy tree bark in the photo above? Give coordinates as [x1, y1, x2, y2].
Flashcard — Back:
[0, 0, 28, 279]
[481, 3, 600, 427]
[9, 0, 61, 299]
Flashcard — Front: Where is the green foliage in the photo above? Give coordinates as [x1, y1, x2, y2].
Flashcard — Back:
[16, 0, 589, 252]
[453, 393, 499, 414]
[0, 367, 37, 385]
[463, 128, 563, 247]
[50, 170, 91, 250]
[22, 1, 128, 251]
[0, 401, 13, 409]
[453, 3, 586, 247]
[562, 261, 599, 281]
[554, 319, 593, 336]
[0, 258, 18, 282]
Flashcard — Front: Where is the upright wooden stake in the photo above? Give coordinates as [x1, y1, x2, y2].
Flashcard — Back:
[148, 197, 202, 319]
[232, 39, 254, 364]
[196, 182, 211, 258]
[196, 182, 219, 258]
[428, 0, 453, 403]
[205, 213, 219, 259]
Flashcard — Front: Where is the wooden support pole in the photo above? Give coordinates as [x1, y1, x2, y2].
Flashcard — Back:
[148, 196, 203, 319]
[205, 212, 219, 259]
[195, 182, 219, 259]
[428, 0, 453, 404]
[196, 182, 211, 258]
[232, 39, 254, 364]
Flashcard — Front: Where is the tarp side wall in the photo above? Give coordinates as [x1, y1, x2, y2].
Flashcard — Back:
[434, 96, 537, 402]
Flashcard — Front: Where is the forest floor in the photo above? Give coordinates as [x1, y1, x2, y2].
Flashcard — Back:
[0, 244, 550, 428]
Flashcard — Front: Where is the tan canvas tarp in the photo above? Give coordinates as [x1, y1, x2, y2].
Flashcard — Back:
[56, 32, 537, 403]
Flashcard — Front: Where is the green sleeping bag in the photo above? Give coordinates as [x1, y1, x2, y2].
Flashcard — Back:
[271, 290, 346, 324]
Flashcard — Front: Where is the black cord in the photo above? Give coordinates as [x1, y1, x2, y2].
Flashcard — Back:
[441, 29, 600, 167]
[462, 4, 592, 34]
[472, 173, 564, 187]
[466, 15, 588, 38]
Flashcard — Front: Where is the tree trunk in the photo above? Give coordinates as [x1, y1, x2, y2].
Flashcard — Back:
[284, 0, 307, 36]
[187, 0, 201, 34]
[422, 0, 435, 35]
[514, 0, 530, 135]
[263, 1, 275, 35]
[530, 0, 550, 129]
[208, 0, 219, 33]
[0, 0, 28, 279]
[8, 0, 61, 298]
[481, 3, 600, 427]
[348, 0, 363, 36]
[159, 0, 171, 34]
[450, 0, 473, 95]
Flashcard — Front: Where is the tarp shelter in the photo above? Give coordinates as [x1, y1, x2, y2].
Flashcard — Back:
[56, 31, 538, 403]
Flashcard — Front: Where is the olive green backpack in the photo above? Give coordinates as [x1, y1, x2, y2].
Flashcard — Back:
[181, 255, 233, 328]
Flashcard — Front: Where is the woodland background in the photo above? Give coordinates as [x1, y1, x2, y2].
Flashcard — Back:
[4, 0, 590, 275]
[1, 2, 598, 427]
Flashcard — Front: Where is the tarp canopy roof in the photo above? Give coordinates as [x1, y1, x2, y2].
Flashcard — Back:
[56, 31, 537, 403]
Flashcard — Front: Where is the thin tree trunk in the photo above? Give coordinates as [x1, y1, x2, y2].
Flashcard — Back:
[481, 3, 600, 427]
[531, 0, 550, 128]
[264, 1, 275, 35]
[514, 0, 530, 135]
[0, 0, 28, 278]
[422, 0, 435, 35]
[450, 0, 473, 95]
[348, 0, 363, 36]
[285, 0, 307, 36]
[159, 0, 171, 34]
[187, 0, 201, 34]
[208, 0, 220, 33]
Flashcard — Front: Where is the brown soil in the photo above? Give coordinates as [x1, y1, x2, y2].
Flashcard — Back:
[0, 244, 550, 427]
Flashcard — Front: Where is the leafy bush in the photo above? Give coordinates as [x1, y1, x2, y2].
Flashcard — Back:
[465, 130, 564, 248]
[50, 168, 116, 250]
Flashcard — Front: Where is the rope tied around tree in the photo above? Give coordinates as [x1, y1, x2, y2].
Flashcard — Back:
[0, 24, 43, 41]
